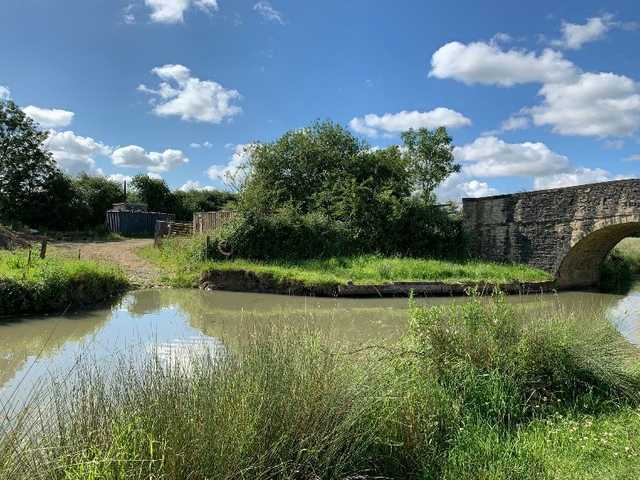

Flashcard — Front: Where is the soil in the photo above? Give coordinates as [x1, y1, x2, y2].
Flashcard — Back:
[51, 238, 164, 288]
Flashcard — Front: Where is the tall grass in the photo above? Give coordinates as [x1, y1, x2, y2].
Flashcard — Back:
[2, 292, 640, 478]
[0, 248, 128, 316]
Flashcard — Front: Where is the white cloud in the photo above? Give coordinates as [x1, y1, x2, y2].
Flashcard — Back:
[179, 180, 215, 191]
[190, 141, 213, 148]
[206, 143, 249, 185]
[0, 86, 10, 99]
[45, 130, 112, 175]
[111, 145, 189, 172]
[533, 167, 632, 190]
[604, 139, 625, 150]
[623, 155, 640, 162]
[107, 173, 134, 185]
[349, 108, 472, 138]
[23, 106, 74, 128]
[145, 0, 218, 24]
[122, 4, 137, 24]
[429, 41, 577, 86]
[484, 116, 530, 135]
[253, 1, 285, 24]
[455, 136, 573, 178]
[138, 64, 243, 123]
[434, 172, 500, 202]
[552, 14, 613, 50]
[528, 72, 640, 137]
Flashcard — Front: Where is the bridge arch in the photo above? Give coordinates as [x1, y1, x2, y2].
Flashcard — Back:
[554, 220, 640, 288]
[462, 179, 640, 289]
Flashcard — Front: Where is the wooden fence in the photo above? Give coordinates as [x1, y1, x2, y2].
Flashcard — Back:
[106, 211, 175, 235]
[192, 211, 237, 234]
[154, 221, 194, 247]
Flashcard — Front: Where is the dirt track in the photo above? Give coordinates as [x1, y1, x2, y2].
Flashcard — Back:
[52, 238, 163, 287]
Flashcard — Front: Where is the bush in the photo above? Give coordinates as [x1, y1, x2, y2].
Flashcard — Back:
[223, 210, 358, 260]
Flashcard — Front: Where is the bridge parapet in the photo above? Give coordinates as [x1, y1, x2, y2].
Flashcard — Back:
[462, 179, 640, 288]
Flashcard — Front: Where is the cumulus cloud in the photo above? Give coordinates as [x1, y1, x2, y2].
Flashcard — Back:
[107, 173, 134, 185]
[429, 41, 577, 86]
[623, 155, 640, 162]
[23, 106, 74, 128]
[455, 136, 573, 178]
[434, 172, 500, 202]
[206, 143, 249, 186]
[45, 130, 112, 175]
[145, 0, 218, 24]
[528, 72, 640, 137]
[253, 1, 285, 24]
[138, 64, 243, 123]
[0, 86, 10, 99]
[551, 14, 614, 50]
[430, 31, 640, 139]
[533, 167, 632, 190]
[111, 145, 189, 172]
[179, 180, 215, 191]
[349, 109, 472, 138]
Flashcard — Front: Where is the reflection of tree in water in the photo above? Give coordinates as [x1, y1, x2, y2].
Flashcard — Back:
[0, 303, 117, 389]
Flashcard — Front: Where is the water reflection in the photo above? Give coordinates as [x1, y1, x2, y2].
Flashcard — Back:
[0, 286, 634, 404]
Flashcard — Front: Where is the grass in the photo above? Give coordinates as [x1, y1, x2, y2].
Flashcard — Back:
[137, 236, 553, 289]
[2, 291, 640, 478]
[0, 247, 129, 316]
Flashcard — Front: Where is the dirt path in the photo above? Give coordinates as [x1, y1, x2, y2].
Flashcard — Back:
[52, 238, 164, 288]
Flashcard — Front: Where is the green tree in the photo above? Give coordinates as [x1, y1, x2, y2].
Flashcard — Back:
[401, 126, 460, 202]
[130, 173, 175, 213]
[173, 189, 237, 221]
[72, 172, 124, 227]
[0, 100, 73, 229]
[240, 119, 369, 213]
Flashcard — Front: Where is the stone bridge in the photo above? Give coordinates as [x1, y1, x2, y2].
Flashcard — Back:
[462, 179, 640, 289]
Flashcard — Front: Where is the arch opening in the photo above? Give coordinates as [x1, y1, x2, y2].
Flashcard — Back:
[554, 222, 640, 289]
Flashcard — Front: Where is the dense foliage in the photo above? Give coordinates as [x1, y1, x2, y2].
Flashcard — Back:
[225, 119, 465, 259]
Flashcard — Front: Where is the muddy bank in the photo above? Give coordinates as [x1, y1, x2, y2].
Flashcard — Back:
[199, 269, 556, 297]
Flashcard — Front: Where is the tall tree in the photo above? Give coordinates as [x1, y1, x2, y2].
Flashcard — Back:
[0, 100, 71, 228]
[73, 172, 124, 227]
[130, 173, 175, 213]
[401, 126, 460, 202]
[240, 120, 369, 213]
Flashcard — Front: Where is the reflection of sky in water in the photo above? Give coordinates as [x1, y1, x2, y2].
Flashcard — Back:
[606, 288, 640, 346]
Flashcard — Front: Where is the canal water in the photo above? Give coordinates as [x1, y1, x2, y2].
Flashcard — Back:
[1, 286, 640, 408]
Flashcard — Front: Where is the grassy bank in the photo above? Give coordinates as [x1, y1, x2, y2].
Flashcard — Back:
[138, 237, 553, 289]
[2, 292, 640, 478]
[0, 247, 129, 316]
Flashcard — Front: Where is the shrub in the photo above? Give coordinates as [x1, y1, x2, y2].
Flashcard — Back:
[223, 210, 358, 260]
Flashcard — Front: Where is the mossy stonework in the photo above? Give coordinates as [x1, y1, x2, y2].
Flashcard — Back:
[463, 179, 640, 289]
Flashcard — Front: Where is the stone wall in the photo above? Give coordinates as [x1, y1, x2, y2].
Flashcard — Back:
[462, 179, 640, 288]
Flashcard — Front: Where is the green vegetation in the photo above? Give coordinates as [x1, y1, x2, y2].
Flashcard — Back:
[228, 120, 466, 259]
[601, 237, 640, 293]
[140, 236, 553, 289]
[2, 293, 640, 478]
[0, 245, 128, 316]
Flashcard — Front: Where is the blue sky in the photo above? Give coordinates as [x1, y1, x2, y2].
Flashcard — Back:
[1, 0, 639, 201]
